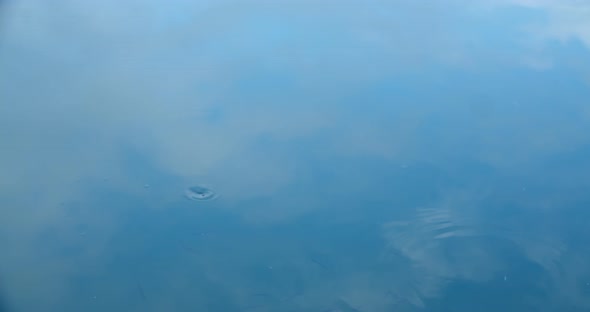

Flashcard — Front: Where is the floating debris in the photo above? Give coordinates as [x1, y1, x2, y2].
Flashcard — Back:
[185, 185, 217, 201]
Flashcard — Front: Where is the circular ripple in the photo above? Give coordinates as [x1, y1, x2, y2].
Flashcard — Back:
[185, 185, 217, 201]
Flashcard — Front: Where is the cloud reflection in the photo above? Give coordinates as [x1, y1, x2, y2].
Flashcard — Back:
[1, 0, 590, 311]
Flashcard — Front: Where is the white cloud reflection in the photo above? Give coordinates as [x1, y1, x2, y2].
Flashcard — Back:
[1, 0, 590, 311]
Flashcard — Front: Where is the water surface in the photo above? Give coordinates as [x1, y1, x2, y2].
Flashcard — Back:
[1, 1, 590, 311]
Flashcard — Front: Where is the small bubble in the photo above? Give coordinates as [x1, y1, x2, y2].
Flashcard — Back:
[143, 184, 150, 189]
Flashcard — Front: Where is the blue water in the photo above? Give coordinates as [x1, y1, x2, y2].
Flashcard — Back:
[1, 1, 590, 311]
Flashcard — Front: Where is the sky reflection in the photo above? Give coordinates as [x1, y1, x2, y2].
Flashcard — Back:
[1, 1, 590, 311]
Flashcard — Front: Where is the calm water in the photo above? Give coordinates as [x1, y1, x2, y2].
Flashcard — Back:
[1, 1, 590, 311]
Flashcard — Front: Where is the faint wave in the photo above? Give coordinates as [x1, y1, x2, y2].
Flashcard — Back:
[382, 205, 566, 307]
